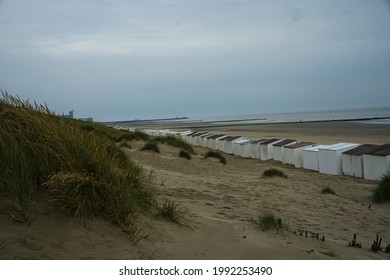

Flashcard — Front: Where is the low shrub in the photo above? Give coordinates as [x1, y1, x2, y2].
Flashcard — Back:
[154, 136, 194, 154]
[321, 187, 336, 195]
[116, 130, 150, 142]
[251, 212, 284, 231]
[204, 151, 226, 164]
[373, 172, 390, 202]
[141, 142, 160, 153]
[119, 140, 131, 149]
[263, 168, 287, 178]
[179, 150, 191, 160]
[155, 198, 192, 227]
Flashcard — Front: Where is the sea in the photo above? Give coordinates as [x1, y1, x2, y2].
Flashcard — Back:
[186, 107, 390, 126]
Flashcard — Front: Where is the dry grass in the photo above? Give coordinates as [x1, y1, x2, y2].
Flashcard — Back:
[0, 91, 154, 226]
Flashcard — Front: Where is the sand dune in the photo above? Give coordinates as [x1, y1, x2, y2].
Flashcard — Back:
[1, 122, 389, 260]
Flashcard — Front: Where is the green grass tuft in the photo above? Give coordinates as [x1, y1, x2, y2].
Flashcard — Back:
[153, 136, 195, 154]
[0, 90, 154, 225]
[179, 150, 192, 160]
[251, 212, 285, 231]
[263, 168, 287, 178]
[119, 140, 132, 149]
[141, 142, 160, 153]
[204, 151, 226, 164]
[373, 172, 390, 202]
[321, 187, 336, 195]
[155, 198, 192, 227]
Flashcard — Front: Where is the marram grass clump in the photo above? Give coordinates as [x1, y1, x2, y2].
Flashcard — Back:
[179, 150, 192, 160]
[204, 151, 226, 164]
[141, 142, 160, 153]
[155, 198, 192, 228]
[262, 168, 287, 178]
[0, 91, 153, 225]
[373, 172, 390, 202]
[154, 135, 195, 154]
[321, 187, 336, 195]
[250, 212, 286, 231]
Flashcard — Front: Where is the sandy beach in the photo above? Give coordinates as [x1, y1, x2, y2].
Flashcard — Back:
[1, 121, 389, 260]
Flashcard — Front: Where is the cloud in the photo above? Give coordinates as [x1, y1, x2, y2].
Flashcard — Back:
[0, 0, 389, 120]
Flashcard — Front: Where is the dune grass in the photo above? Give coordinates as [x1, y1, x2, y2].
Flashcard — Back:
[153, 135, 195, 154]
[204, 151, 226, 164]
[179, 150, 192, 160]
[262, 168, 287, 178]
[155, 198, 192, 228]
[321, 186, 336, 195]
[250, 212, 285, 231]
[141, 142, 160, 153]
[373, 172, 390, 202]
[0, 91, 154, 226]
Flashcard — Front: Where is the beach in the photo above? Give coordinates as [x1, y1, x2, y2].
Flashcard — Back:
[1, 121, 389, 260]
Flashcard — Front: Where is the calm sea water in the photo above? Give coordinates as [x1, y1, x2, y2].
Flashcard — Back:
[190, 107, 390, 125]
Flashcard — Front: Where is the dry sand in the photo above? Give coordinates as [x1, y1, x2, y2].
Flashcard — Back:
[1, 121, 389, 260]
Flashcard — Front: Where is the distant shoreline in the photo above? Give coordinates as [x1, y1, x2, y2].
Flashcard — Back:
[126, 116, 390, 129]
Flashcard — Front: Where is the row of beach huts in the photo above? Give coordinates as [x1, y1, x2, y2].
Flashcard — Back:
[137, 128, 390, 181]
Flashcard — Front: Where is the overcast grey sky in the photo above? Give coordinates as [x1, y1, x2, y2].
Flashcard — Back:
[1, 0, 390, 121]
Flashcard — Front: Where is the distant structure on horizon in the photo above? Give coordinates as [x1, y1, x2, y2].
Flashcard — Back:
[63, 109, 74, 119]
[63, 109, 93, 122]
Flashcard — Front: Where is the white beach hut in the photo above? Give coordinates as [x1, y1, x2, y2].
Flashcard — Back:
[318, 143, 360, 175]
[224, 136, 242, 154]
[185, 131, 198, 145]
[232, 139, 251, 156]
[179, 130, 193, 141]
[362, 143, 390, 180]
[208, 134, 225, 149]
[302, 145, 330, 171]
[194, 132, 209, 146]
[273, 139, 296, 162]
[284, 142, 315, 167]
[259, 139, 281, 161]
[239, 140, 253, 158]
[249, 139, 268, 159]
[342, 144, 376, 178]
[217, 136, 230, 151]
[200, 133, 213, 147]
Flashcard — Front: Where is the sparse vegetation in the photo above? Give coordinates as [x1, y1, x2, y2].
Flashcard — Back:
[0, 91, 154, 226]
[321, 187, 336, 195]
[179, 150, 192, 160]
[155, 198, 192, 227]
[154, 135, 195, 154]
[119, 140, 131, 149]
[116, 129, 150, 143]
[141, 142, 160, 153]
[251, 212, 285, 231]
[262, 168, 287, 178]
[373, 172, 390, 202]
[204, 151, 226, 164]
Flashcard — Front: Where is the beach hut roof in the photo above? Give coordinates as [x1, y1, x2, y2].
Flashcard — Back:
[235, 139, 251, 144]
[187, 131, 199, 137]
[250, 139, 268, 144]
[303, 145, 330, 152]
[273, 139, 296, 147]
[363, 143, 390, 156]
[218, 136, 231, 141]
[324, 143, 359, 151]
[260, 139, 280, 145]
[225, 136, 242, 141]
[209, 134, 225, 139]
[285, 142, 315, 149]
[342, 144, 377, 155]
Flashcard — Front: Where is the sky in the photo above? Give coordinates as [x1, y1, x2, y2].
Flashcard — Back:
[0, 0, 390, 121]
